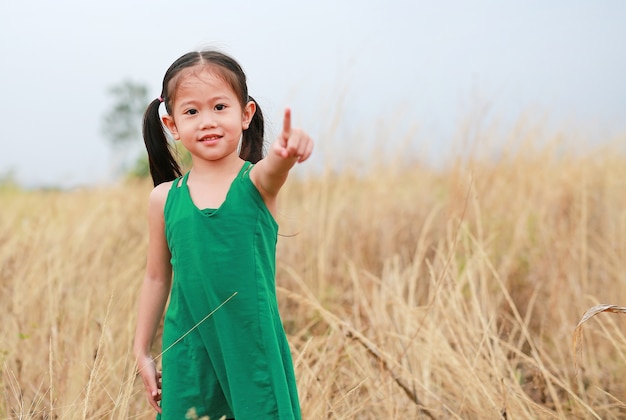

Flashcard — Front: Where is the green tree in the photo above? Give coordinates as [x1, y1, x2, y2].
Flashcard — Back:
[101, 80, 150, 178]
[102, 80, 148, 146]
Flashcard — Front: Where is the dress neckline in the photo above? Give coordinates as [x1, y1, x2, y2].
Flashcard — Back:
[181, 161, 250, 217]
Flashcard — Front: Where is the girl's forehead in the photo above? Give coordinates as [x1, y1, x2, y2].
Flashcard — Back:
[176, 66, 227, 88]
[169, 64, 236, 99]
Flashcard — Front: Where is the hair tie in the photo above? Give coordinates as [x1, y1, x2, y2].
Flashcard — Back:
[158, 96, 164, 103]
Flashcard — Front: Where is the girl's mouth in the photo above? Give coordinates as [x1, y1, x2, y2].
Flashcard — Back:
[200, 135, 221, 143]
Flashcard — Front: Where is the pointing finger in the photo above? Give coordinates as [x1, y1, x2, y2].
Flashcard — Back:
[281, 108, 291, 141]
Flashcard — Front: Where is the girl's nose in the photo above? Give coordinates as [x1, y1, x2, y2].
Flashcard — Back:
[199, 113, 217, 129]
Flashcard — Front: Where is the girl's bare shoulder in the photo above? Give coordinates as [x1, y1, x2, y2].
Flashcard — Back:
[148, 180, 174, 209]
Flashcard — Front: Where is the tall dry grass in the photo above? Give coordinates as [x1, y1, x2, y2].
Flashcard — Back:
[1, 124, 626, 419]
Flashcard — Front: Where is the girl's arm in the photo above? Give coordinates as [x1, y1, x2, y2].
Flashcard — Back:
[251, 108, 313, 207]
[133, 182, 172, 413]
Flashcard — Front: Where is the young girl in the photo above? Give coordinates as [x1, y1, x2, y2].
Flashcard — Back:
[133, 50, 312, 419]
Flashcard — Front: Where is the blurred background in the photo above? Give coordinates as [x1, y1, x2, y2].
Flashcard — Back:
[1, 0, 625, 188]
[3, 2, 626, 418]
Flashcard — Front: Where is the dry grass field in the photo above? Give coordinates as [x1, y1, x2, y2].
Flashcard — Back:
[2, 127, 626, 419]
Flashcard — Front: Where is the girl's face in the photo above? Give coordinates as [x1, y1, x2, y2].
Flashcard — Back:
[162, 65, 255, 164]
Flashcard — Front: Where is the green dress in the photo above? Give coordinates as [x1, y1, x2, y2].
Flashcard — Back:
[157, 161, 301, 419]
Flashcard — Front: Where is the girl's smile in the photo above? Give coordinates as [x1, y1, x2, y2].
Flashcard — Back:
[199, 134, 222, 145]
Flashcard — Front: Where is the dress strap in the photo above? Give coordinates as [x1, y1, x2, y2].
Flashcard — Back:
[181, 171, 191, 186]
[168, 173, 187, 192]
[241, 161, 254, 178]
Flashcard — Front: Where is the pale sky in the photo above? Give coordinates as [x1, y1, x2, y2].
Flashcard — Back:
[2, 1, 625, 188]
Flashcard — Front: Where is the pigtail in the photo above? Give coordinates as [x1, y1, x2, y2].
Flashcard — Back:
[240, 96, 265, 164]
[142, 98, 182, 186]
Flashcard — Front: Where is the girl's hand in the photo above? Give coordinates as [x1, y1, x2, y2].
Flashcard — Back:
[250, 107, 313, 200]
[137, 355, 162, 413]
[272, 108, 313, 163]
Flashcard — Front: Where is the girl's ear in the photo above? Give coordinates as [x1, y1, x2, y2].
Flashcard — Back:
[162, 115, 180, 140]
[242, 100, 256, 130]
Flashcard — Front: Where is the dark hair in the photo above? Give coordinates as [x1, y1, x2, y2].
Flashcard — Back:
[143, 50, 265, 186]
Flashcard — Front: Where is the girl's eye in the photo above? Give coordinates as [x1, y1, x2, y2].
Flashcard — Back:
[185, 109, 198, 115]
[215, 104, 226, 111]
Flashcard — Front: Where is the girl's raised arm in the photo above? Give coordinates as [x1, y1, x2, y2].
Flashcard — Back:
[250, 108, 313, 204]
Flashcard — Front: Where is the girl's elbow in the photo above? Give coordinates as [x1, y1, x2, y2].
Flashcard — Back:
[144, 271, 172, 288]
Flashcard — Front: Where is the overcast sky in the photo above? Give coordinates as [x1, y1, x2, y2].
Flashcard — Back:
[2, 1, 625, 188]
